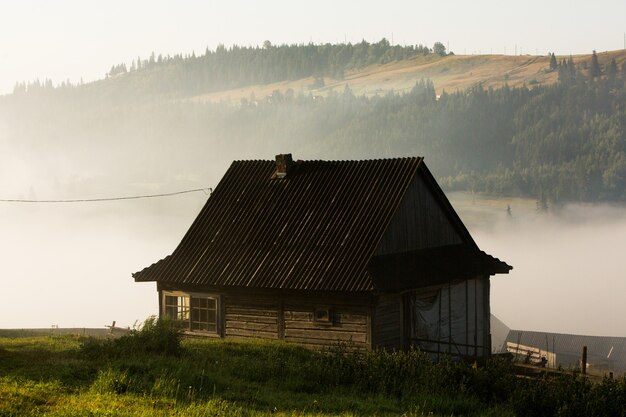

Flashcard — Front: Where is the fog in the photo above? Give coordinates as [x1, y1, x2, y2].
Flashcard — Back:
[452, 194, 626, 337]
[1, 184, 625, 336]
[0, 197, 206, 329]
[1, 75, 624, 336]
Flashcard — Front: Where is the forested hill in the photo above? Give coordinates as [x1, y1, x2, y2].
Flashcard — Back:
[1, 42, 625, 204]
[11, 39, 437, 100]
[9, 40, 625, 101]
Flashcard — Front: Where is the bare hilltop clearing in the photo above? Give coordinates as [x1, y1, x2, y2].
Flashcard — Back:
[189, 49, 626, 104]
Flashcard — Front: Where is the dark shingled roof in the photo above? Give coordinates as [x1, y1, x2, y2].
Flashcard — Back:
[133, 157, 511, 291]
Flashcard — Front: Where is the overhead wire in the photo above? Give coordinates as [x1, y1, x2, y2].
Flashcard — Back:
[0, 187, 212, 203]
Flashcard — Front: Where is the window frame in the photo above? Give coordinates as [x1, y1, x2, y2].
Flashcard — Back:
[161, 290, 222, 336]
[313, 306, 333, 325]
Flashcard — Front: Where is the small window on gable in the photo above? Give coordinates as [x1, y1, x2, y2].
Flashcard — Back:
[314, 307, 332, 325]
[163, 291, 220, 335]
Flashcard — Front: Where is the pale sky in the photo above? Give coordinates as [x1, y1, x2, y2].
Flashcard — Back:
[1, 0, 625, 94]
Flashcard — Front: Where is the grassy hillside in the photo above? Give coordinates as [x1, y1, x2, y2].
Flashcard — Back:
[2, 321, 626, 417]
[0, 333, 506, 416]
[188, 50, 626, 104]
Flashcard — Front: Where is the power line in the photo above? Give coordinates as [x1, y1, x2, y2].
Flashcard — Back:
[0, 187, 212, 203]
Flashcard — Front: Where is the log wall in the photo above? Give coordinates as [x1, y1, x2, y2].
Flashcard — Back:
[158, 283, 373, 350]
[283, 302, 369, 350]
[223, 295, 280, 340]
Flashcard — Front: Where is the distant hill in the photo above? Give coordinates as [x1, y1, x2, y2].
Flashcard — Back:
[188, 49, 626, 104]
[10, 39, 626, 102]
[2, 42, 625, 204]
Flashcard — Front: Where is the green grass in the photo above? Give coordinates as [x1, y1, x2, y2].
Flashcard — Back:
[0, 334, 501, 417]
[1, 321, 624, 416]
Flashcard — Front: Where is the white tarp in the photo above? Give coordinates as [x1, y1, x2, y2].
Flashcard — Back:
[410, 277, 490, 358]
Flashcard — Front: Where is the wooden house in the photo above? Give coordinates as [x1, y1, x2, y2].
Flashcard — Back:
[133, 154, 512, 356]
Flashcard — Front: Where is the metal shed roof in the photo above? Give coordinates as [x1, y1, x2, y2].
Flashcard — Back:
[505, 330, 626, 373]
[133, 156, 509, 292]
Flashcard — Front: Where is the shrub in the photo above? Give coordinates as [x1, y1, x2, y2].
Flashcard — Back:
[81, 316, 181, 358]
[125, 316, 182, 356]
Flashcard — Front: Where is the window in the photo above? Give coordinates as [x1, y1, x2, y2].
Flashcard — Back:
[314, 307, 332, 324]
[164, 295, 190, 328]
[163, 291, 219, 334]
[191, 297, 217, 332]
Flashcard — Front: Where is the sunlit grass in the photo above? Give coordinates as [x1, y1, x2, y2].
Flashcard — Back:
[0, 334, 492, 416]
[1, 329, 623, 416]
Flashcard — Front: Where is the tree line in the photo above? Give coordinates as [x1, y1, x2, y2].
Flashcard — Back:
[11, 39, 447, 98]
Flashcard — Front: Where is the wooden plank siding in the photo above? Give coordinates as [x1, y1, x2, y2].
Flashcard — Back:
[224, 295, 371, 349]
[372, 293, 403, 350]
[157, 283, 373, 350]
[224, 296, 280, 340]
[283, 304, 370, 350]
[375, 173, 463, 256]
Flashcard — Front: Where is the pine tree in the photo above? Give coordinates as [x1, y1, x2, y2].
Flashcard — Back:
[558, 57, 577, 84]
[590, 50, 601, 78]
[549, 53, 557, 71]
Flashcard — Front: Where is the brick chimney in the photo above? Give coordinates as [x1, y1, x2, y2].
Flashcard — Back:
[274, 153, 294, 178]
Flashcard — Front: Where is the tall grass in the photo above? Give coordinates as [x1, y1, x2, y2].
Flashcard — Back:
[2, 326, 626, 416]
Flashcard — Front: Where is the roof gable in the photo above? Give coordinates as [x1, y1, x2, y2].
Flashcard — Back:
[375, 170, 466, 256]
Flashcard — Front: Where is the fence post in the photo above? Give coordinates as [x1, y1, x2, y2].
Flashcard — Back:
[581, 345, 587, 375]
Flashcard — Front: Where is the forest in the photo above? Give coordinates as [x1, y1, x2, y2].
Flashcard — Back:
[12, 39, 438, 98]
[1, 43, 625, 204]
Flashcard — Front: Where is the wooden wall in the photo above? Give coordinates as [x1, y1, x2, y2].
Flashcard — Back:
[224, 293, 371, 349]
[223, 295, 280, 340]
[372, 293, 402, 350]
[283, 301, 369, 350]
[158, 283, 373, 350]
[375, 173, 463, 256]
